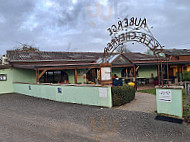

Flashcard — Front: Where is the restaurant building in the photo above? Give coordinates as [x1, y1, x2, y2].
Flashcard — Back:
[0, 49, 190, 94]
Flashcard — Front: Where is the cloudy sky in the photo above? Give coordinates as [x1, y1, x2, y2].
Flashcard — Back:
[0, 0, 190, 55]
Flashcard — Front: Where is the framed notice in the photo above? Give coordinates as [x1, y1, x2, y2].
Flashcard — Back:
[159, 90, 172, 102]
[99, 88, 107, 98]
[101, 67, 111, 81]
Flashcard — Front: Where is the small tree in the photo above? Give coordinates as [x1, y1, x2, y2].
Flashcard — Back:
[116, 44, 131, 53]
[183, 71, 190, 81]
[14, 43, 39, 52]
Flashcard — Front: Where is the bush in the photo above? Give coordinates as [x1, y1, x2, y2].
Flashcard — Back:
[111, 85, 135, 106]
[183, 71, 190, 81]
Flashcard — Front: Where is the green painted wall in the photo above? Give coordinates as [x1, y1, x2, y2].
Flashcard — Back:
[0, 68, 14, 94]
[14, 83, 112, 107]
[112, 67, 123, 78]
[13, 69, 36, 83]
[138, 65, 157, 78]
[64, 69, 75, 84]
[156, 87, 183, 118]
[0, 68, 36, 94]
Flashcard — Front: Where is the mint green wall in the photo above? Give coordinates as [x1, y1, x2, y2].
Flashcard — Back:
[0, 68, 36, 94]
[0, 68, 14, 94]
[13, 69, 36, 83]
[138, 65, 157, 78]
[112, 67, 123, 78]
[156, 87, 183, 118]
[14, 83, 112, 107]
[64, 69, 75, 84]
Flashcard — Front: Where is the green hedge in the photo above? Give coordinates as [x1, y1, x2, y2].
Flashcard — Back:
[111, 85, 135, 106]
[183, 71, 190, 81]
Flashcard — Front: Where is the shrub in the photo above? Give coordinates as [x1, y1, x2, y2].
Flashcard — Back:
[111, 85, 135, 106]
[183, 71, 190, 81]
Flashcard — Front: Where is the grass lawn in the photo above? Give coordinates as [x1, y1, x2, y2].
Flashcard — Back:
[137, 88, 156, 95]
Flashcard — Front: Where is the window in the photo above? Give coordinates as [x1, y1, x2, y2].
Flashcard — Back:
[0, 74, 7, 81]
[40, 71, 68, 83]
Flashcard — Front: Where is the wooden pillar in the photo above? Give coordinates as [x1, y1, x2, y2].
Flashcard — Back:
[167, 62, 169, 85]
[133, 65, 136, 77]
[74, 69, 77, 84]
[177, 65, 180, 82]
[36, 69, 39, 83]
[161, 61, 163, 86]
[181, 65, 183, 82]
[157, 64, 160, 85]
[133, 65, 137, 90]
[125, 68, 127, 78]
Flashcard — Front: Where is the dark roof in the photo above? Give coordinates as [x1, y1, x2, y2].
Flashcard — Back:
[7, 50, 103, 62]
[122, 52, 162, 63]
[163, 49, 190, 56]
[6, 50, 167, 68]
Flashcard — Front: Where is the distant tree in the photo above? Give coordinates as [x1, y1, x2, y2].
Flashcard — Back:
[116, 44, 131, 53]
[14, 43, 39, 52]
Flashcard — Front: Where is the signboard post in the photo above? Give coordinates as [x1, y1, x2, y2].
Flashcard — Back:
[156, 86, 183, 119]
[100, 63, 112, 85]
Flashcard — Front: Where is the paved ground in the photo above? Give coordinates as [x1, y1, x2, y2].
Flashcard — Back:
[116, 92, 156, 113]
[0, 93, 190, 142]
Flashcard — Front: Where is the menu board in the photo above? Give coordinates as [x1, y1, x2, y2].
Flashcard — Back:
[159, 90, 172, 102]
[101, 67, 111, 81]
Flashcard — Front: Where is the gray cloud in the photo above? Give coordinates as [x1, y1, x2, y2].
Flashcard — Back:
[0, 0, 190, 55]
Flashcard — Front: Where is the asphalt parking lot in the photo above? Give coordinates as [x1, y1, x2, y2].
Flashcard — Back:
[0, 93, 190, 142]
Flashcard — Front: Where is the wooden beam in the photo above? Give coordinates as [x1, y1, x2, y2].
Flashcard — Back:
[112, 65, 134, 68]
[38, 69, 47, 80]
[74, 69, 77, 84]
[37, 66, 100, 71]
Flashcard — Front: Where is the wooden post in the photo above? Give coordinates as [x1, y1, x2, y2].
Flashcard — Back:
[36, 69, 39, 83]
[177, 65, 180, 82]
[133, 65, 136, 77]
[126, 68, 128, 78]
[157, 64, 160, 86]
[181, 65, 183, 82]
[74, 69, 77, 84]
[167, 62, 169, 85]
[161, 61, 163, 86]
[133, 65, 137, 90]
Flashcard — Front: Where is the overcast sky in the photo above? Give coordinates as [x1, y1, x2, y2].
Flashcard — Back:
[0, 0, 190, 55]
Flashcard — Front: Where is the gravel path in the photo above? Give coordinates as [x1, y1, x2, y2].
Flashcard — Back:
[116, 92, 156, 113]
[0, 93, 190, 142]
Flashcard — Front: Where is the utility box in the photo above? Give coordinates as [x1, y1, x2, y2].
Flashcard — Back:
[156, 86, 183, 119]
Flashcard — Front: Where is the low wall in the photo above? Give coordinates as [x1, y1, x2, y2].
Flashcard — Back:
[14, 83, 112, 108]
[156, 86, 183, 118]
